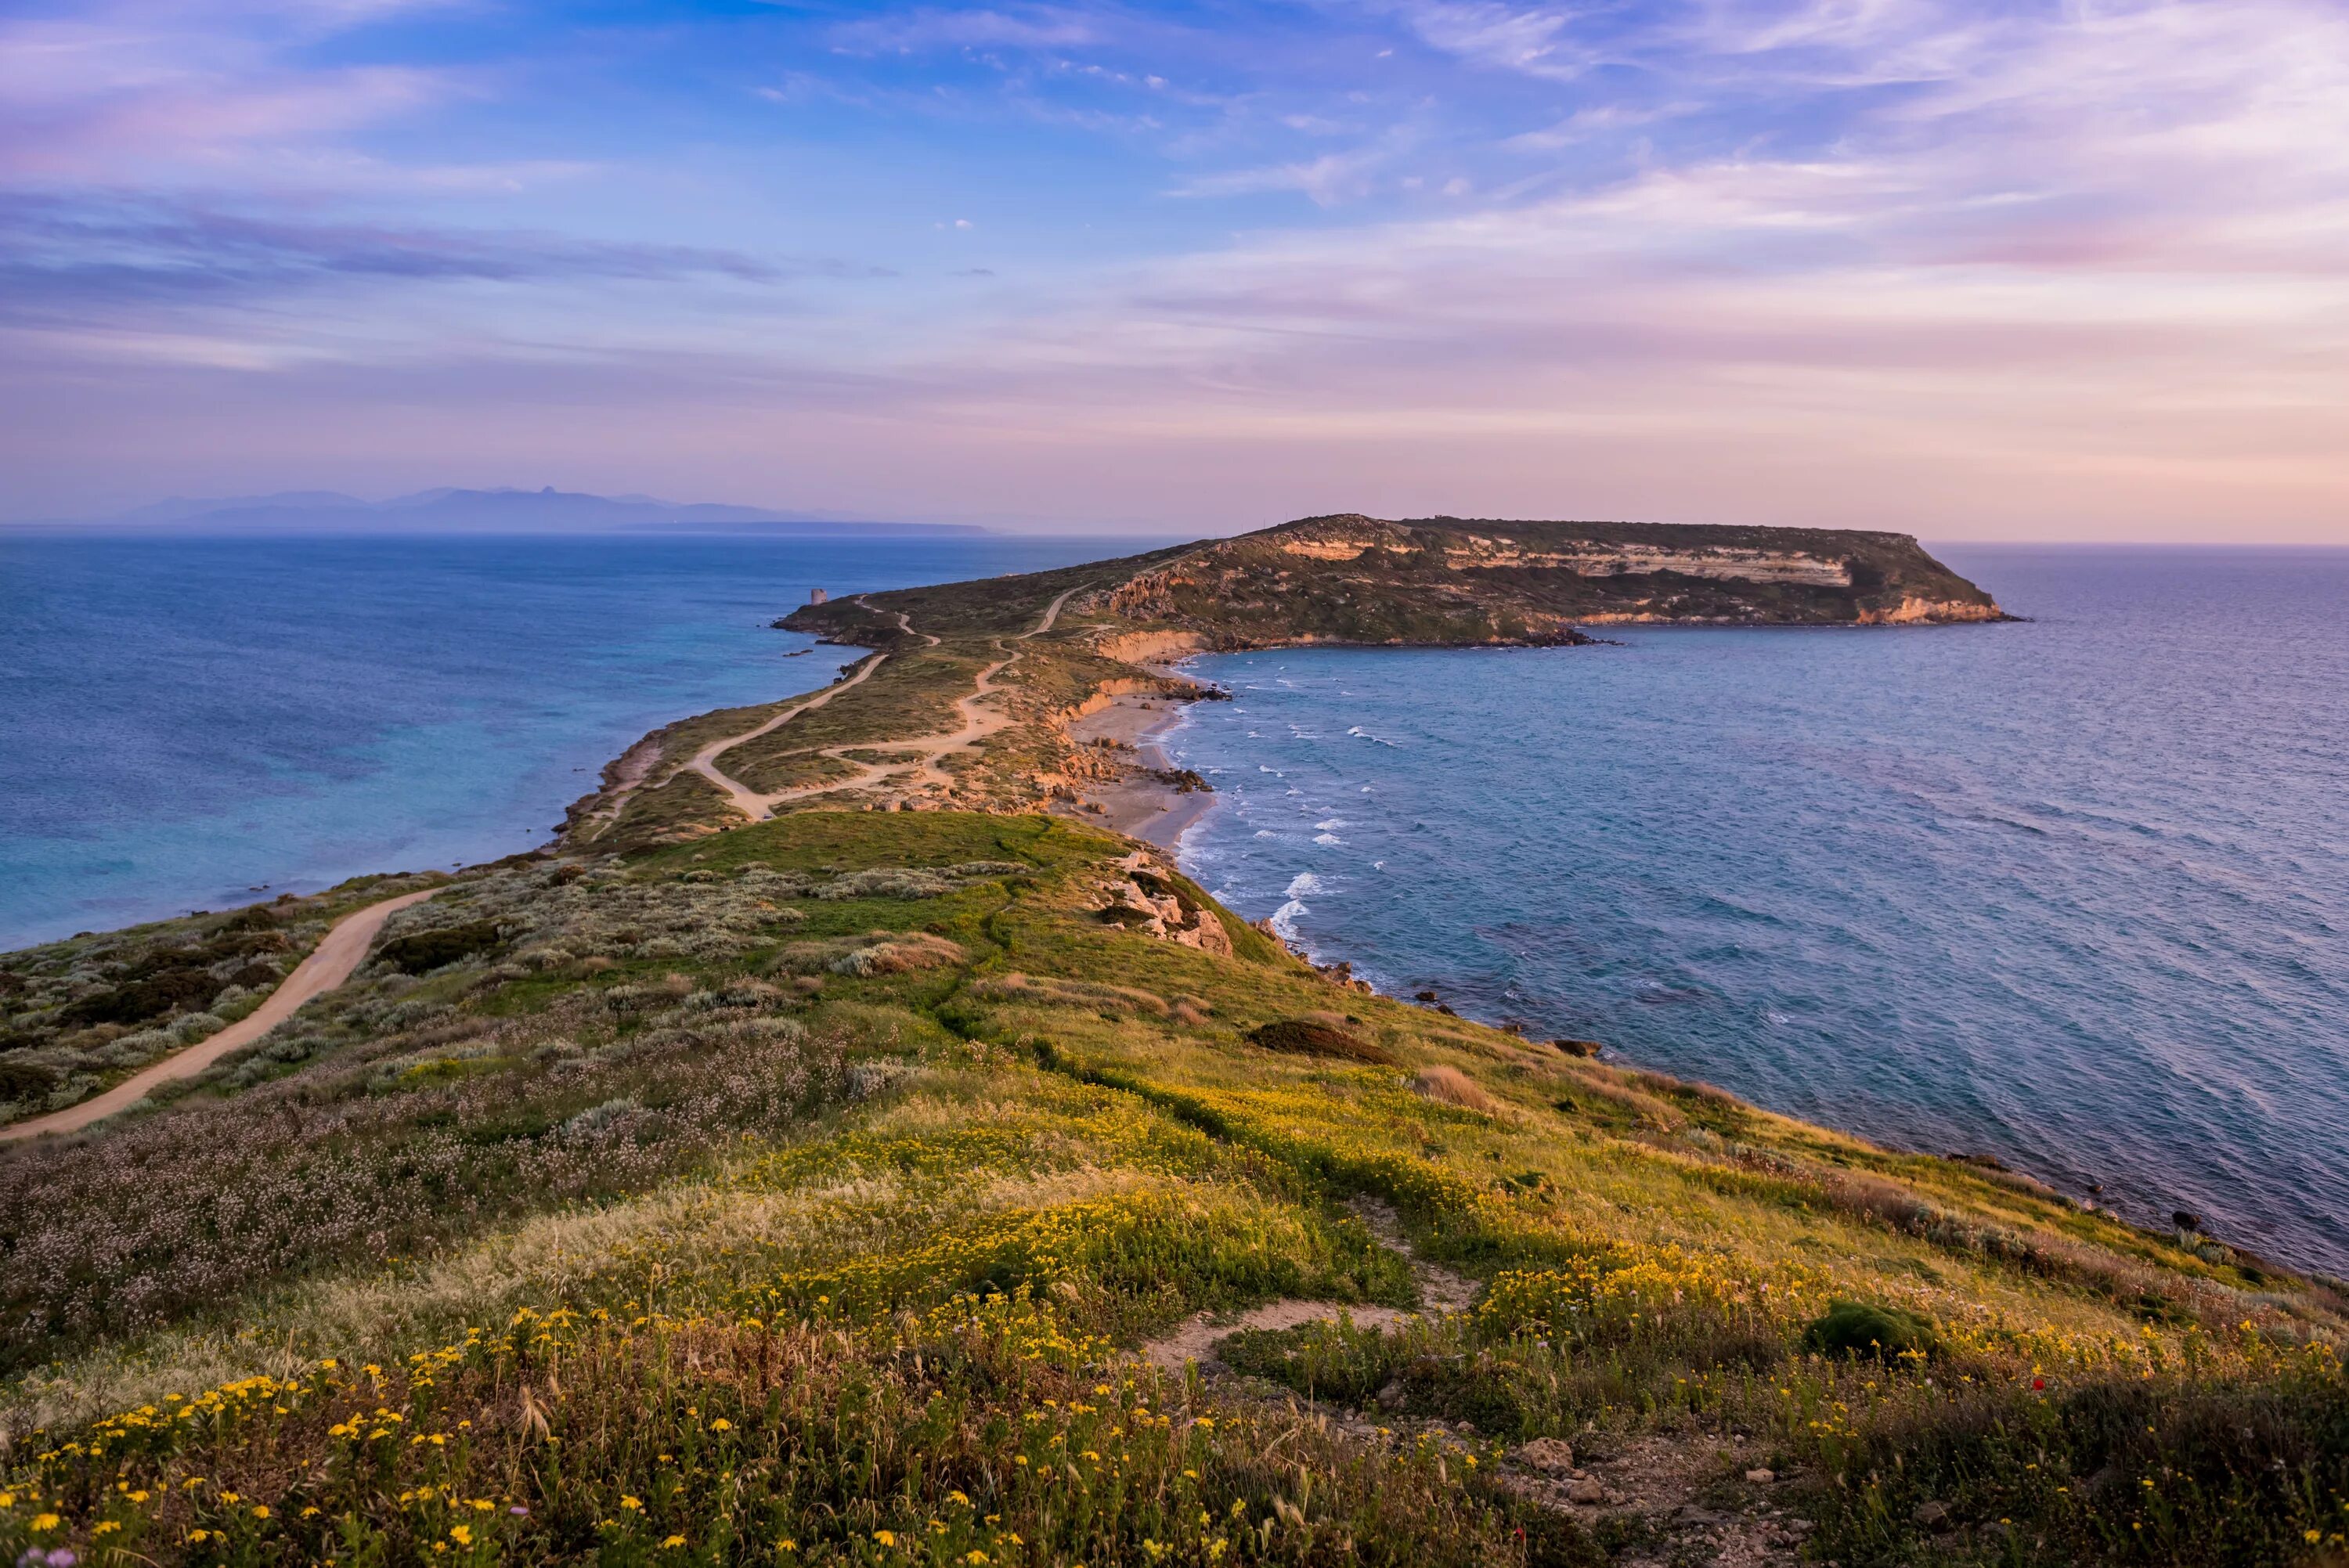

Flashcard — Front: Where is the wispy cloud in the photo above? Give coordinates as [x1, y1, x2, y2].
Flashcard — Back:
[825, 5, 1106, 55]
[0, 193, 875, 323]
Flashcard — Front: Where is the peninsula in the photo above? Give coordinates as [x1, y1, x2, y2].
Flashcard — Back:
[560, 514, 2009, 850]
[4, 517, 2339, 1568]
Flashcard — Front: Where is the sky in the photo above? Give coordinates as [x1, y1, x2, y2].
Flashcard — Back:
[5, 0, 2347, 540]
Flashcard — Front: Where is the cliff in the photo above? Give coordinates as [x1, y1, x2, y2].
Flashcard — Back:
[787, 514, 2006, 656]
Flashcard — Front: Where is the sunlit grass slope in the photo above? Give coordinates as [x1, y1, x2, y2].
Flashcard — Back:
[2, 812, 2344, 1567]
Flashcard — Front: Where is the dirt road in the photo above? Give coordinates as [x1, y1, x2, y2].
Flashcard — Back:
[693, 586, 1078, 818]
[0, 887, 439, 1144]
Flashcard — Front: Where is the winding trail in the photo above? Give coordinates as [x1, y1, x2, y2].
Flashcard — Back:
[691, 586, 1078, 821]
[682, 647, 893, 822]
[1135, 1198, 1474, 1374]
[1, 887, 438, 1144]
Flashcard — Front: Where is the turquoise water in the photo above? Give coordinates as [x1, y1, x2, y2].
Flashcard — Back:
[1167, 549, 2349, 1278]
[0, 532, 1119, 949]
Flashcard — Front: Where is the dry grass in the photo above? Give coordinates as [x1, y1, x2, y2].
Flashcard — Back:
[1410, 1064, 1499, 1115]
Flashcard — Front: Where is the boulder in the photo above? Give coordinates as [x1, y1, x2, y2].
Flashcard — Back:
[1516, 1437, 1575, 1472]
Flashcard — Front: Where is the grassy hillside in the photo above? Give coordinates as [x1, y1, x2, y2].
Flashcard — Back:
[2, 810, 2343, 1567]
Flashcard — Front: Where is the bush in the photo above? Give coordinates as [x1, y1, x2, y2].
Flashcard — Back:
[57, 967, 218, 1027]
[1247, 1018, 1393, 1065]
[0, 1058, 57, 1100]
[1803, 1299, 1940, 1362]
[376, 920, 504, 975]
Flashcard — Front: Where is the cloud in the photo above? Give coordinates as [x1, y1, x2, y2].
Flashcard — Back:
[825, 5, 1103, 55]
[0, 193, 875, 325]
[0, 7, 459, 182]
[3, 0, 2347, 539]
[1368, 1, 1597, 81]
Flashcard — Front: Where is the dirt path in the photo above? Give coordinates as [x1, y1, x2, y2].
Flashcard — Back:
[684, 651, 891, 821]
[693, 586, 1077, 820]
[1135, 1198, 1474, 1374]
[0, 887, 439, 1144]
[1131, 1198, 1810, 1564]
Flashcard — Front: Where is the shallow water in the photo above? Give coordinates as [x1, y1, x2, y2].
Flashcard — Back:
[1167, 548, 2349, 1278]
[0, 532, 1118, 948]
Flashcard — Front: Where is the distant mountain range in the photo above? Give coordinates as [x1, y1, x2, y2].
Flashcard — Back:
[63, 488, 987, 537]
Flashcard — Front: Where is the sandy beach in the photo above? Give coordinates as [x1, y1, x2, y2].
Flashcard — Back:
[1060, 690, 1218, 850]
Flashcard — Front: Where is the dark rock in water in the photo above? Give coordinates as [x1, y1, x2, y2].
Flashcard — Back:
[1415, 989, 1439, 1003]
[2174, 1210, 2203, 1233]
[1500, 1020, 1526, 1035]
[1435, 1004, 1457, 1017]
[1550, 1038, 1602, 1058]
[2087, 1183, 2104, 1195]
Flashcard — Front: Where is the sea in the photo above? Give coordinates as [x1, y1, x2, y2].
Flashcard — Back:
[1164, 548, 2349, 1279]
[0, 531, 1121, 950]
[4, 535, 2342, 1277]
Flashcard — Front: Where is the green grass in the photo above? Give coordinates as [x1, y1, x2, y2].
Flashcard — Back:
[2, 811, 2338, 1566]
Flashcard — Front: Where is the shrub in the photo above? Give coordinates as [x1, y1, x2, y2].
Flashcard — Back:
[57, 967, 218, 1027]
[0, 1058, 56, 1100]
[376, 920, 504, 974]
[830, 933, 967, 977]
[1247, 1018, 1392, 1065]
[1803, 1299, 1940, 1362]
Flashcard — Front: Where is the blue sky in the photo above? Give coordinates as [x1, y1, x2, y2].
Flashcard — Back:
[5, 0, 2347, 538]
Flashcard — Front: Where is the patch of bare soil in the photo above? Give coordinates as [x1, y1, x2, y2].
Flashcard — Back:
[1501, 1430, 1812, 1566]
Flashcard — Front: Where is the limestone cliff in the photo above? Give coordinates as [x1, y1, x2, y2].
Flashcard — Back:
[1094, 514, 2005, 647]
